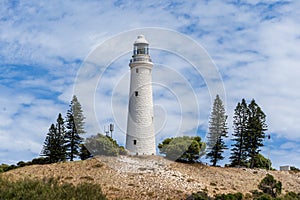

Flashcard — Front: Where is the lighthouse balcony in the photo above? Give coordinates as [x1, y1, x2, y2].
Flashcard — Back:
[130, 57, 152, 63]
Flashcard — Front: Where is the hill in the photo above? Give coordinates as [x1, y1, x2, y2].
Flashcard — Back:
[3, 156, 300, 199]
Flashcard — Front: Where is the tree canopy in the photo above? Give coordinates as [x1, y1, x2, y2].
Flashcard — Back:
[158, 136, 206, 163]
[84, 134, 127, 156]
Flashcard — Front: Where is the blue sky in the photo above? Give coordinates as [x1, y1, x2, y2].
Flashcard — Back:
[1, 0, 300, 169]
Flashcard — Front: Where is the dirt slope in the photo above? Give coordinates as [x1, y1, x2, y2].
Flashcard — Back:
[3, 156, 300, 199]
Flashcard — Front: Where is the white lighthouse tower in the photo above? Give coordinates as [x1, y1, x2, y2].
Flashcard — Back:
[126, 35, 156, 155]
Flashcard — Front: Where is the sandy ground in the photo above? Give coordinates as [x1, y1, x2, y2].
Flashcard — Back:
[3, 156, 300, 199]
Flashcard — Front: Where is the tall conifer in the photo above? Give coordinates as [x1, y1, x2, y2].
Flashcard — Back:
[41, 113, 66, 163]
[206, 95, 228, 166]
[230, 99, 249, 166]
[246, 99, 268, 168]
[65, 95, 86, 161]
[230, 99, 268, 168]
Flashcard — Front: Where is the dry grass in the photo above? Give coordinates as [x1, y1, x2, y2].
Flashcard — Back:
[3, 156, 300, 199]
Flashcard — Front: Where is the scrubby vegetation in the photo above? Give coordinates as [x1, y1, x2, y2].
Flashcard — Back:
[0, 164, 18, 173]
[188, 190, 300, 200]
[187, 191, 213, 200]
[0, 176, 106, 200]
[187, 174, 299, 200]
[258, 174, 282, 198]
[158, 136, 206, 162]
[290, 166, 300, 173]
[214, 192, 243, 200]
[187, 192, 244, 200]
[85, 134, 127, 156]
[0, 157, 51, 173]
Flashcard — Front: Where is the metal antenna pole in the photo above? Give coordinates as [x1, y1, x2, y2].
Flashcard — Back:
[110, 123, 114, 138]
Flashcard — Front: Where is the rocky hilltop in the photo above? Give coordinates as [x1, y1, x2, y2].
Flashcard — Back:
[4, 156, 300, 199]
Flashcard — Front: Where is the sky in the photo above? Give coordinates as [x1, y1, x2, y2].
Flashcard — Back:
[0, 0, 300, 169]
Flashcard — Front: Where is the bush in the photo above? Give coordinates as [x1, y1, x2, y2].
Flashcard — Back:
[186, 191, 212, 200]
[215, 192, 243, 200]
[230, 154, 272, 169]
[258, 174, 282, 198]
[0, 164, 10, 173]
[253, 194, 273, 200]
[290, 166, 300, 173]
[0, 164, 18, 172]
[252, 154, 272, 170]
[283, 191, 300, 200]
[118, 146, 128, 155]
[85, 134, 126, 157]
[0, 157, 52, 174]
[31, 157, 50, 165]
[158, 136, 206, 162]
[0, 176, 106, 200]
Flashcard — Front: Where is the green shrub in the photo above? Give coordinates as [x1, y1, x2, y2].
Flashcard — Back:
[0, 176, 106, 200]
[186, 191, 212, 200]
[118, 146, 128, 155]
[85, 134, 124, 156]
[215, 192, 243, 200]
[282, 191, 300, 200]
[258, 174, 282, 198]
[0, 164, 10, 173]
[254, 194, 273, 200]
[252, 154, 272, 170]
[0, 157, 52, 174]
[0, 164, 18, 173]
[158, 136, 206, 162]
[290, 166, 300, 173]
[31, 157, 50, 165]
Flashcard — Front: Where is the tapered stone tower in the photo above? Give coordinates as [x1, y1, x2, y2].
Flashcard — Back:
[126, 35, 156, 155]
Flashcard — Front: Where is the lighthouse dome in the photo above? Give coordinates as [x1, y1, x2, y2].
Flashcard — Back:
[134, 35, 149, 45]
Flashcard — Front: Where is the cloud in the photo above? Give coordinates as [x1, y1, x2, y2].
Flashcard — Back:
[0, 0, 300, 168]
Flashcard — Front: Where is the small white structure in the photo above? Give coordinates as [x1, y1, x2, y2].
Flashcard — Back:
[280, 165, 290, 171]
[126, 35, 156, 155]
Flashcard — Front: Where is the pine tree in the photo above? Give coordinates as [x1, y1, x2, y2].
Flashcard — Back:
[246, 99, 268, 168]
[41, 114, 66, 163]
[56, 113, 67, 161]
[230, 99, 268, 168]
[65, 95, 86, 161]
[41, 124, 56, 163]
[206, 95, 228, 166]
[230, 99, 249, 167]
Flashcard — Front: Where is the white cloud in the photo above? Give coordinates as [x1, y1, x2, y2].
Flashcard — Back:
[0, 0, 300, 168]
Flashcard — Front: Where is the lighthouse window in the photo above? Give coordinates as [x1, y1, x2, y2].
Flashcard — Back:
[133, 140, 137, 145]
[137, 48, 145, 54]
[135, 91, 138, 96]
[136, 68, 139, 73]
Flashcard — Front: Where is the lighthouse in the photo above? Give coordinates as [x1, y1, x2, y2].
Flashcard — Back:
[126, 35, 156, 155]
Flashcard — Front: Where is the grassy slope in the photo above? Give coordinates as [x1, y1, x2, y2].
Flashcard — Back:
[3, 156, 300, 200]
